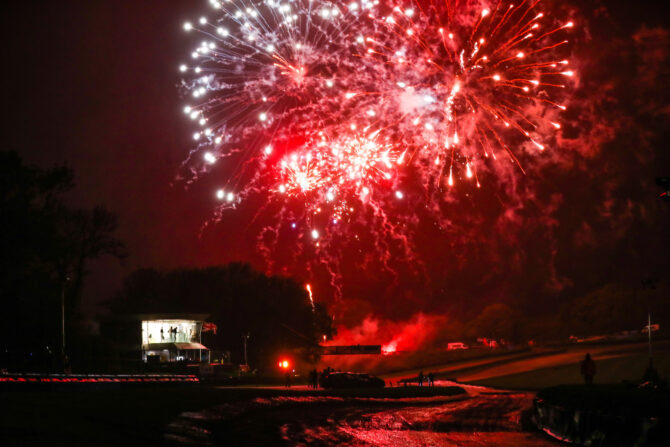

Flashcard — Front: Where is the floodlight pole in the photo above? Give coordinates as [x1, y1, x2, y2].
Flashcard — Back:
[61, 281, 66, 360]
[242, 333, 250, 367]
[59, 275, 72, 372]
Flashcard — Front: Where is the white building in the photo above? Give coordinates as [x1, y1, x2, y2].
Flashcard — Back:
[140, 314, 210, 363]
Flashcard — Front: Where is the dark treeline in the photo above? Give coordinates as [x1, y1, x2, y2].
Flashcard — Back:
[107, 264, 335, 370]
[0, 151, 125, 371]
[0, 151, 334, 373]
[461, 281, 670, 344]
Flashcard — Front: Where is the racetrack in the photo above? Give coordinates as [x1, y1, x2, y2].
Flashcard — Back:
[380, 340, 670, 390]
[165, 384, 560, 446]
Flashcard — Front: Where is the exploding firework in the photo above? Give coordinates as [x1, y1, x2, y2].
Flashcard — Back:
[347, 1, 574, 190]
[178, 0, 575, 294]
[179, 0, 368, 172]
[276, 129, 401, 220]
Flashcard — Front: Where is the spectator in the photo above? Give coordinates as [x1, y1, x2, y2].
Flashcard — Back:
[309, 369, 318, 389]
[580, 353, 596, 385]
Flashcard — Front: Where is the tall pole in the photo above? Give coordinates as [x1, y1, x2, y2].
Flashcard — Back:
[61, 279, 66, 365]
[648, 311, 652, 359]
[243, 333, 250, 366]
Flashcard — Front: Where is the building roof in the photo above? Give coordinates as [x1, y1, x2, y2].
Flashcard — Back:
[137, 313, 210, 321]
[103, 313, 210, 321]
[144, 342, 209, 351]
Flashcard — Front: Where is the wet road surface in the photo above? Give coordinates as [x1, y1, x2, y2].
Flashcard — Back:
[165, 383, 562, 446]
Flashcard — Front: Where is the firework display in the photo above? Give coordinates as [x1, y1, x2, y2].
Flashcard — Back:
[179, 0, 575, 288]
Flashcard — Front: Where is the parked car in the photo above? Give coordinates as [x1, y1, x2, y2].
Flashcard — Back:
[476, 337, 499, 348]
[447, 342, 469, 350]
[642, 324, 660, 334]
[320, 372, 385, 389]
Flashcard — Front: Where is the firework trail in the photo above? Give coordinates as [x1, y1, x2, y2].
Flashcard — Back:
[178, 0, 575, 296]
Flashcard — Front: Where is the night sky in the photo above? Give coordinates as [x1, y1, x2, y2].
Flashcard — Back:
[1, 1, 669, 327]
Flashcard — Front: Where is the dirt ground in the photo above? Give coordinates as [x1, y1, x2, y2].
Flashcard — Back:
[164, 384, 561, 446]
[1, 384, 560, 446]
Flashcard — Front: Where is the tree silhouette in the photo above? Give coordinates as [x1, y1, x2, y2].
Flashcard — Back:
[465, 303, 524, 343]
[0, 151, 125, 371]
[564, 281, 670, 335]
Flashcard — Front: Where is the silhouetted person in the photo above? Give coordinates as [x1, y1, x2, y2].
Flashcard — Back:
[580, 353, 596, 385]
[643, 359, 660, 383]
[428, 372, 435, 387]
[418, 370, 424, 387]
[160, 327, 164, 341]
[285, 371, 291, 388]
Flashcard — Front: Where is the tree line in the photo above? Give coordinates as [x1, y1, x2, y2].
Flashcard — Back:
[0, 151, 125, 370]
[0, 151, 333, 372]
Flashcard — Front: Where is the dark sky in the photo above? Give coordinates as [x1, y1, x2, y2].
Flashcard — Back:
[1, 1, 669, 323]
[0, 1, 238, 314]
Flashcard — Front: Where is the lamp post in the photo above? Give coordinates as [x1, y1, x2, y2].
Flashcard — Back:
[641, 277, 659, 382]
[60, 276, 70, 372]
[242, 333, 250, 367]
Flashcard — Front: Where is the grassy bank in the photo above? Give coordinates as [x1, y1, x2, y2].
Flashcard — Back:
[471, 351, 670, 390]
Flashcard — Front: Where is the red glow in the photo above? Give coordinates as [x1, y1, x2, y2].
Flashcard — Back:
[0, 374, 199, 384]
[329, 313, 448, 354]
[381, 342, 397, 355]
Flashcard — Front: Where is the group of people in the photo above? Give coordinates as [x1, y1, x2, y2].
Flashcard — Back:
[417, 370, 435, 387]
[285, 367, 333, 388]
[307, 368, 319, 389]
[306, 367, 333, 389]
[160, 326, 179, 342]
